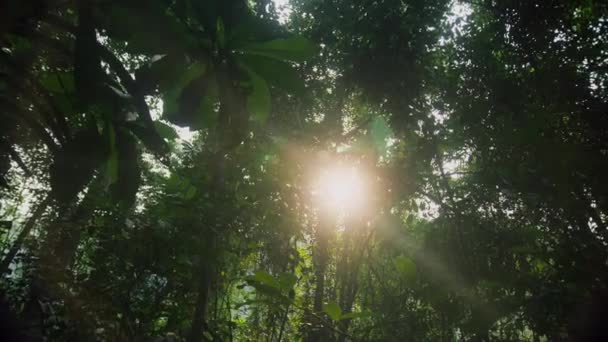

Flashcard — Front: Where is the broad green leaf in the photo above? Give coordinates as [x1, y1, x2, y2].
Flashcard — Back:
[154, 121, 179, 141]
[216, 17, 226, 49]
[239, 65, 271, 123]
[322, 302, 342, 321]
[370, 116, 392, 154]
[203, 331, 214, 341]
[40, 72, 75, 93]
[236, 54, 306, 95]
[394, 255, 417, 282]
[183, 185, 197, 200]
[136, 54, 191, 94]
[177, 62, 208, 90]
[238, 36, 317, 63]
[248, 271, 280, 289]
[340, 311, 372, 321]
[162, 63, 217, 129]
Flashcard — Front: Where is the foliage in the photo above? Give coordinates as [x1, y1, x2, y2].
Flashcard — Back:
[1, 0, 608, 341]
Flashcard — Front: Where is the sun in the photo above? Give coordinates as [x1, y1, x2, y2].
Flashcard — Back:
[314, 164, 367, 214]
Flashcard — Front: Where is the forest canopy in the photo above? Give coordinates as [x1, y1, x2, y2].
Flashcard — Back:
[1, 0, 608, 341]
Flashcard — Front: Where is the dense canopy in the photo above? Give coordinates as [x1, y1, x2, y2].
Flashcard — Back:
[1, 0, 608, 341]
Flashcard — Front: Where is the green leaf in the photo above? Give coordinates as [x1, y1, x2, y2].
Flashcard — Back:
[239, 65, 271, 123]
[370, 116, 392, 154]
[183, 185, 197, 200]
[154, 121, 179, 141]
[216, 17, 226, 49]
[236, 54, 306, 95]
[340, 311, 372, 321]
[40, 72, 75, 93]
[323, 302, 342, 321]
[162, 64, 218, 129]
[136, 54, 191, 94]
[203, 331, 214, 341]
[238, 36, 317, 63]
[248, 271, 280, 289]
[394, 255, 417, 282]
[177, 62, 208, 90]
[277, 273, 297, 291]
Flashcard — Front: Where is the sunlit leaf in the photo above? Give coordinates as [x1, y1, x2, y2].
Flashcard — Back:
[247, 271, 280, 289]
[394, 255, 417, 282]
[240, 65, 271, 123]
[370, 116, 392, 155]
[323, 302, 342, 321]
[340, 311, 372, 321]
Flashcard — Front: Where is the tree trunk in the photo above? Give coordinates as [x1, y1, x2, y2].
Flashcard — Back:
[307, 212, 330, 342]
[187, 152, 225, 342]
[187, 255, 213, 342]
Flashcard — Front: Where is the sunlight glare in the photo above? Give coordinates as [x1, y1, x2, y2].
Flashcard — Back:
[314, 165, 367, 214]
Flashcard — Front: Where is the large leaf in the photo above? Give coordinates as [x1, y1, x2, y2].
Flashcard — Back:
[236, 54, 306, 96]
[216, 17, 226, 49]
[370, 116, 392, 155]
[322, 302, 343, 321]
[162, 63, 220, 129]
[135, 54, 191, 95]
[154, 121, 179, 141]
[394, 255, 417, 282]
[246, 271, 281, 289]
[239, 65, 271, 123]
[237, 36, 317, 63]
[340, 311, 372, 321]
[40, 72, 75, 94]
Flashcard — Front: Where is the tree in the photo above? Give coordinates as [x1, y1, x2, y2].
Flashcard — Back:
[1, 0, 607, 341]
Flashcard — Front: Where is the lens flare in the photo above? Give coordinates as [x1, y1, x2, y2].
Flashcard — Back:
[314, 165, 366, 213]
